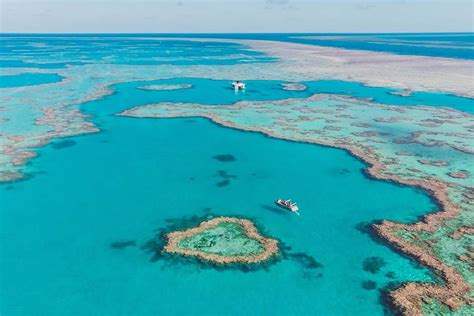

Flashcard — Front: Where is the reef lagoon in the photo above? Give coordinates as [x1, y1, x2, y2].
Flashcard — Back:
[0, 34, 473, 315]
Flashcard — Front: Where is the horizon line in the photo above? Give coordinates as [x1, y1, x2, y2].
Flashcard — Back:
[1, 31, 473, 35]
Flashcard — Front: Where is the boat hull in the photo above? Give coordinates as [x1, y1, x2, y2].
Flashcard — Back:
[275, 200, 299, 213]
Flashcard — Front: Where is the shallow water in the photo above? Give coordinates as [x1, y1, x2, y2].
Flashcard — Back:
[2, 35, 470, 315]
[0, 75, 437, 316]
[0, 73, 63, 88]
[113, 77, 474, 114]
[0, 117, 436, 315]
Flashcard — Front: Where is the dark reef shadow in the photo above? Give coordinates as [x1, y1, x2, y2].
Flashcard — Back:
[212, 154, 236, 162]
[362, 280, 377, 290]
[216, 170, 238, 179]
[201, 207, 213, 216]
[333, 167, 351, 175]
[287, 252, 323, 269]
[279, 240, 324, 280]
[216, 179, 230, 187]
[362, 256, 387, 274]
[110, 240, 137, 249]
[385, 271, 396, 279]
[51, 139, 77, 149]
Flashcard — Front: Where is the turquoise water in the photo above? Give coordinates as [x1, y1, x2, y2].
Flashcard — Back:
[1, 75, 437, 315]
[0, 73, 63, 88]
[303, 80, 474, 113]
[116, 77, 474, 114]
[0, 37, 273, 68]
[114, 78, 306, 108]
[2, 36, 470, 315]
[1, 119, 435, 316]
[0, 59, 86, 69]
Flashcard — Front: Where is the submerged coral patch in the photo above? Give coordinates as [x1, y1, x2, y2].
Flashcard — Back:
[447, 171, 470, 179]
[417, 159, 450, 167]
[336, 168, 351, 175]
[385, 271, 396, 279]
[362, 280, 378, 290]
[281, 83, 307, 91]
[216, 179, 230, 187]
[362, 256, 387, 274]
[52, 139, 77, 149]
[212, 154, 236, 162]
[110, 240, 137, 249]
[214, 170, 237, 187]
[216, 170, 237, 179]
[137, 84, 192, 91]
[287, 252, 323, 270]
[163, 217, 279, 265]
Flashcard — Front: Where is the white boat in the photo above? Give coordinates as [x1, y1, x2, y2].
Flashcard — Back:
[275, 199, 299, 213]
[231, 81, 246, 91]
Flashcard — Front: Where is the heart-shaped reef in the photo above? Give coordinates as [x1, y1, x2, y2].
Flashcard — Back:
[163, 217, 279, 265]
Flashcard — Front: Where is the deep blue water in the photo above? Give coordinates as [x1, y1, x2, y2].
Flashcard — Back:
[3, 33, 473, 60]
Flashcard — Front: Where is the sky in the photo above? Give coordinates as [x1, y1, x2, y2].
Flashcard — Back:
[1, 0, 473, 33]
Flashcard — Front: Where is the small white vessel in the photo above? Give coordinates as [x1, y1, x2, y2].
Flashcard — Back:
[231, 81, 246, 91]
[275, 199, 299, 213]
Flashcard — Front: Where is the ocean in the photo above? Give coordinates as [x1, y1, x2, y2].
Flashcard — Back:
[1, 34, 472, 315]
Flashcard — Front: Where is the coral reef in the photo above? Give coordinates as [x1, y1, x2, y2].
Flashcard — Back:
[281, 83, 307, 91]
[213, 154, 236, 162]
[120, 93, 474, 315]
[163, 216, 279, 265]
[137, 84, 192, 91]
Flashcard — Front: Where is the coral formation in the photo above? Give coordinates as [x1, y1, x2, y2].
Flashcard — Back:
[163, 216, 279, 265]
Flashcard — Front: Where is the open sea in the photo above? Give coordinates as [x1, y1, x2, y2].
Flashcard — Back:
[0, 33, 472, 315]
